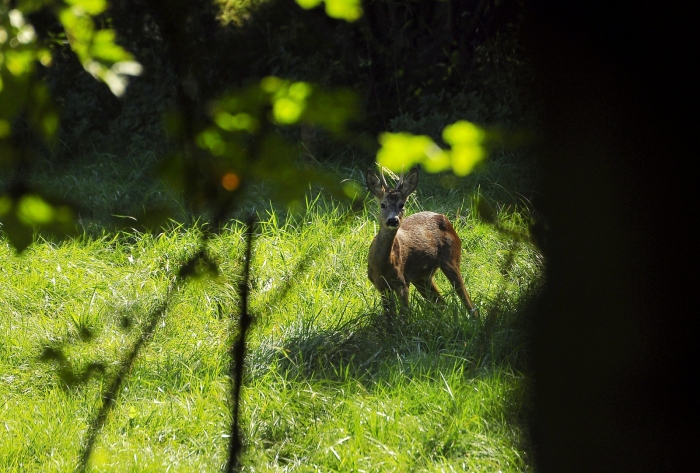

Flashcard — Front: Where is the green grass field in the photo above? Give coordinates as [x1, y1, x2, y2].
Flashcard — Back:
[1, 163, 542, 472]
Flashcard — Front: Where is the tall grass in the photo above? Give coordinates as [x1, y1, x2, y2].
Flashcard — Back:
[0, 172, 542, 471]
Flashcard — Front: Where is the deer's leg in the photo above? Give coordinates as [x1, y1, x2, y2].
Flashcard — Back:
[376, 275, 407, 316]
[440, 263, 478, 316]
[379, 288, 405, 317]
[380, 290, 397, 317]
[414, 278, 444, 304]
[395, 284, 410, 312]
[380, 290, 409, 320]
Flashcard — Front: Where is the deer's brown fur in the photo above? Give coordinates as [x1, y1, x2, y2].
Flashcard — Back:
[366, 167, 478, 317]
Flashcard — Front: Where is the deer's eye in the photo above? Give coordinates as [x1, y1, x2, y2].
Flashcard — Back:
[399, 203, 404, 209]
[380, 203, 386, 209]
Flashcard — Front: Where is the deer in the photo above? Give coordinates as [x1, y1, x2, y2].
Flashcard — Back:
[365, 167, 479, 318]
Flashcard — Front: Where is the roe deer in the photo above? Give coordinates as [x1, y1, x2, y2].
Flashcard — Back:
[365, 167, 479, 317]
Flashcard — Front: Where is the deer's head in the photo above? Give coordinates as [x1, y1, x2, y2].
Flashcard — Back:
[366, 168, 419, 230]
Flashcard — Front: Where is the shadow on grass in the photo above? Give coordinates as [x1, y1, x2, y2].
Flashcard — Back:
[247, 286, 535, 388]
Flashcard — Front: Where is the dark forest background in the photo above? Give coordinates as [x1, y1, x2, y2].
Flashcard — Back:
[37, 0, 529, 158]
[5, 0, 536, 238]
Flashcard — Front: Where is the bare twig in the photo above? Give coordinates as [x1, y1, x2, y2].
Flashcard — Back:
[225, 215, 256, 472]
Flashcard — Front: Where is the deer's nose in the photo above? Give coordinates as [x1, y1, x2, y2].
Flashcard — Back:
[386, 217, 400, 228]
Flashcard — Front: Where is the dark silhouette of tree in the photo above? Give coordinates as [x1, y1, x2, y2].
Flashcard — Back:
[524, 1, 696, 471]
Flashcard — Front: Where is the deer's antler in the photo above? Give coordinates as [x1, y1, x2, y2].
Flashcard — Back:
[379, 167, 390, 190]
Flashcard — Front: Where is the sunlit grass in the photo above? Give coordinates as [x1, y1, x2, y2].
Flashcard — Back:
[0, 179, 541, 472]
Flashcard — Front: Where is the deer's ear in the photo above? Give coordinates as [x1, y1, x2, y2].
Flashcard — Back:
[365, 170, 385, 198]
[398, 167, 418, 199]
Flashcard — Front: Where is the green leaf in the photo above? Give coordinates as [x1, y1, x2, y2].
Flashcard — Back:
[111, 61, 142, 76]
[268, 80, 312, 124]
[288, 81, 312, 101]
[443, 121, 486, 176]
[273, 97, 305, 124]
[58, 8, 93, 59]
[295, 0, 362, 21]
[17, 194, 56, 225]
[376, 132, 434, 172]
[16, 194, 74, 226]
[39, 111, 59, 140]
[422, 148, 451, 173]
[295, 0, 323, 9]
[196, 128, 226, 156]
[342, 181, 363, 200]
[442, 120, 485, 146]
[4, 50, 35, 76]
[451, 144, 485, 176]
[260, 76, 284, 93]
[65, 0, 108, 16]
[90, 30, 131, 63]
[324, 0, 362, 21]
[214, 111, 259, 133]
[376, 121, 488, 177]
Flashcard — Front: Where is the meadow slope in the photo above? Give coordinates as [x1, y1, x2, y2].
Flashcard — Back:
[1, 175, 542, 472]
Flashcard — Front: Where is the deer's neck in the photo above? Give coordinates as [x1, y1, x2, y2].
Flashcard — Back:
[372, 226, 401, 265]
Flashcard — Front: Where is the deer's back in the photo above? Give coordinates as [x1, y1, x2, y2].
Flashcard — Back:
[396, 211, 461, 279]
[399, 211, 460, 245]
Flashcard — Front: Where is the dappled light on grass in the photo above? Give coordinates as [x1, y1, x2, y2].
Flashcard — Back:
[243, 303, 532, 471]
[238, 193, 540, 470]
[0, 184, 541, 471]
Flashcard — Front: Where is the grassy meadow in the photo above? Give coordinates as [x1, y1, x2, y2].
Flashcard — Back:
[1, 160, 542, 472]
